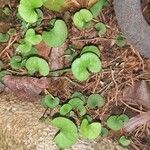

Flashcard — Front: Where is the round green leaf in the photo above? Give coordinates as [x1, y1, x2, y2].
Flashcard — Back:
[106, 115, 124, 131]
[119, 136, 131, 147]
[60, 104, 72, 116]
[118, 114, 129, 123]
[69, 97, 84, 108]
[71, 92, 86, 102]
[18, 0, 43, 23]
[10, 56, 22, 70]
[73, 9, 93, 29]
[52, 117, 78, 149]
[25, 29, 42, 45]
[100, 127, 109, 137]
[17, 41, 32, 54]
[42, 95, 60, 108]
[115, 34, 126, 47]
[25, 56, 50, 76]
[72, 53, 102, 81]
[42, 19, 68, 47]
[80, 119, 101, 140]
[87, 94, 105, 109]
[0, 33, 9, 43]
[81, 45, 100, 57]
[95, 22, 107, 35]
[77, 105, 86, 116]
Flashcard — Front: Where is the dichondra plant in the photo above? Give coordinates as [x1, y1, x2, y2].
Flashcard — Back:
[73, 9, 93, 29]
[52, 117, 78, 149]
[72, 46, 102, 81]
[18, 0, 43, 23]
[119, 136, 131, 147]
[42, 19, 68, 48]
[25, 56, 50, 76]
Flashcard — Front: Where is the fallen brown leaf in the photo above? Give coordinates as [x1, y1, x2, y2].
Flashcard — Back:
[123, 80, 150, 109]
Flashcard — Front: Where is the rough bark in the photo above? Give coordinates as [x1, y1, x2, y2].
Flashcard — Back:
[0, 93, 127, 150]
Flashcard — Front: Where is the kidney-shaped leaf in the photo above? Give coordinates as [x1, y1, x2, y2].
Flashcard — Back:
[72, 53, 102, 81]
[87, 93, 105, 109]
[80, 119, 101, 140]
[73, 9, 93, 29]
[25, 56, 50, 76]
[119, 136, 131, 147]
[25, 29, 42, 45]
[18, 0, 43, 23]
[52, 117, 78, 149]
[42, 19, 68, 47]
[10, 56, 22, 70]
[60, 104, 72, 116]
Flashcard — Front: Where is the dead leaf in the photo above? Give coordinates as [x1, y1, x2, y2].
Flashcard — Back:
[145, 59, 150, 73]
[123, 111, 150, 133]
[123, 80, 150, 109]
[3, 75, 50, 101]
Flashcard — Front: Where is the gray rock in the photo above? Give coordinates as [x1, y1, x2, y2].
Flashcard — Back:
[114, 0, 150, 58]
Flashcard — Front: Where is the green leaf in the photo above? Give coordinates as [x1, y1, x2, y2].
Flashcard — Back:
[10, 56, 22, 70]
[18, 0, 43, 23]
[2, 6, 11, 16]
[42, 19, 68, 47]
[100, 127, 109, 137]
[80, 119, 101, 140]
[106, 114, 129, 131]
[17, 41, 32, 54]
[7, 28, 17, 36]
[81, 45, 100, 57]
[69, 97, 85, 108]
[25, 29, 42, 45]
[72, 53, 102, 81]
[42, 95, 60, 109]
[71, 92, 86, 102]
[0, 33, 9, 43]
[90, 0, 108, 17]
[95, 22, 107, 35]
[115, 34, 126, 47]
[25, 56, 50, 76]
[119, 136, 131, 147]
[87, 94, 105, 109]
[43, 0, 66, 12]
[73, 9, 93, 29]
[77, 105, 86, 116]
[60, 104, 72, 116]
[52, 117, 78, 149]
[0, 71, 10, 81]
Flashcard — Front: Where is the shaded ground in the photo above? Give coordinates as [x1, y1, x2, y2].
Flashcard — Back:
[0, 0, 150, 149]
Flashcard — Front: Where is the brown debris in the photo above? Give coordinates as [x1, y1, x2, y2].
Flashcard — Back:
[123, 111, 150, 133]
[123, 80, 150, 109]
[3, 75, 50, 101]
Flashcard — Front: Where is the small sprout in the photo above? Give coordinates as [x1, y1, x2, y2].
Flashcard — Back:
[42, 95, 60, 109]
[95, 22, 107, 35]
[100, 127, 109, 137]
[17, 41, 32, 54]
[80, 119, 101, 140]
[72, 53, 102, 81]
[90, 0, 108, 17]
[119, 136, 131, 147]
[71, 92, 86, 102]
[42, 19, 68, 47]
[43, 0, 66, 12]
[81, 45, 100, 57]
[10, 56, 22, 70]
[52, 117, 78, 149]
[7, 28, 17, 36]
[73, 9, 93, 29]
[0, 33, 9, 43]
[2, 6, 11, 16]
[25, 56, 50, 76]
[18, 0, 43, 23]
[115, 34, 126, 47]
[60, 104, 72, 116]
[106, 114, 129, 131]
[0, 60, 4, 71]
[25, 29, 42, 45]
[87, 94, 105, 109]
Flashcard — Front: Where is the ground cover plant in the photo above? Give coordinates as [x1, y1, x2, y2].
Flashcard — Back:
[0, 0, 150, 149]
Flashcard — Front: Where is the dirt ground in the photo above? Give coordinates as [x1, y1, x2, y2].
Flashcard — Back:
[0, 0, 150, 150]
